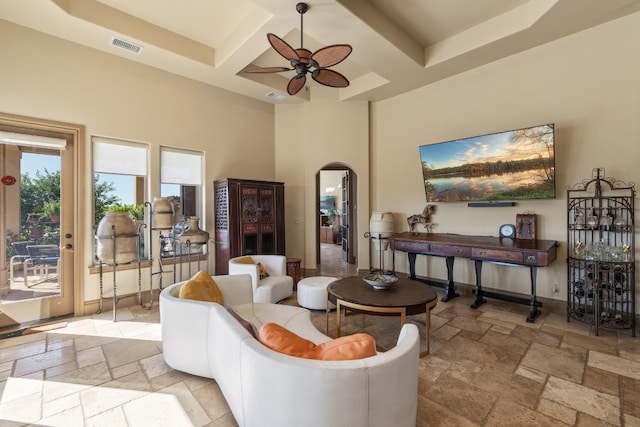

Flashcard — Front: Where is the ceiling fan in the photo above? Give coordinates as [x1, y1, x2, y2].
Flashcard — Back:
[244, 2, 352, 96]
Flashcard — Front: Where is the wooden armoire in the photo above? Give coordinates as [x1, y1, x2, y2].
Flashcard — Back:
[214, 178, 285, 274]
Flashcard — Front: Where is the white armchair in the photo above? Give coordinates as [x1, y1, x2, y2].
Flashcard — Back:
[228, 255, 294, 303]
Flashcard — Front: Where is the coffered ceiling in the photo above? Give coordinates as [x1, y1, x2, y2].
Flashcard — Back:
[2, 0, 639, 103]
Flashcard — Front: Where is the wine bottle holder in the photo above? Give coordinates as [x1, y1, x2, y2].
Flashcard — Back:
[566, 168, 635, 336]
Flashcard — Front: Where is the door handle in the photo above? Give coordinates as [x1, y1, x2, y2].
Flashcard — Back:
[65, 244, 73, 249]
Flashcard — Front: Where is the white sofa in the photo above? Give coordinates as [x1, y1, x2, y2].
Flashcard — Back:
[228, 254, 293, 303]
[160, 274, 420, 427]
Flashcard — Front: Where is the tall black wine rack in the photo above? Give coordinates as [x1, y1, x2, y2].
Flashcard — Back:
[567, 168, 635, 336]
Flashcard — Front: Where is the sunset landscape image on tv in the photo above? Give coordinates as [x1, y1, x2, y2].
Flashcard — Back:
[419, 123, 555, 202]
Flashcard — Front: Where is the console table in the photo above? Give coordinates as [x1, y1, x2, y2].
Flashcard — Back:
[389, 232, 558, 322]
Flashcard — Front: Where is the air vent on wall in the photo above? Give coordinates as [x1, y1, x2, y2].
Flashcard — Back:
[265, 91, 285, 101]
[111, 37, 143, 54]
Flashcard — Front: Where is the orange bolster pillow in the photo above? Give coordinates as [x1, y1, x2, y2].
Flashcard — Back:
[258, 323, 376, 360]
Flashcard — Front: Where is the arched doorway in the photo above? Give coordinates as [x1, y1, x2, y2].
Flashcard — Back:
[316, 164, 357, 276]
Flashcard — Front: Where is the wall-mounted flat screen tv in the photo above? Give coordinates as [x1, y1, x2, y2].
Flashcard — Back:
[419, 123, 555, 202]
[319, 195, 335, 211]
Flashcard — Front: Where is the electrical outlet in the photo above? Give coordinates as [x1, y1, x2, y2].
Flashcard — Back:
[552, 285, 559, 295]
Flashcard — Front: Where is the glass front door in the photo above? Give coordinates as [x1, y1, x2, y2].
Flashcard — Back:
[0, 131, 75, 329]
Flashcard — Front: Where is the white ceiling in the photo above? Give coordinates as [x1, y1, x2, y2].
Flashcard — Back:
[2, 0, 639, 104]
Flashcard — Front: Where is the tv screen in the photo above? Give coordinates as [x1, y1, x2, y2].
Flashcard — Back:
[320, 195, 335, 211]
[419, 123, 555, 202]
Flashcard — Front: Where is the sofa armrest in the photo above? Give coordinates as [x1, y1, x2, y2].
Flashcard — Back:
[213, 274, 254, 306]
[229, 260, 260, 293]
[159, 282, 215, 378]
[159, 274, 254, 378]
[364, 324, 419, 426]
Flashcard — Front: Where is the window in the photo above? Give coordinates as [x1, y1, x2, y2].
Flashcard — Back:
[160, 147, 204, 256]
[93, 137, 148, 205]
[93, 137, 148, 260]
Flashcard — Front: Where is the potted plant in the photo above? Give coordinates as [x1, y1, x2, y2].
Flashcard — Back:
[27, 213, 44, 238]
[103, 203, 144, 221]
[43, 200, 61, 223]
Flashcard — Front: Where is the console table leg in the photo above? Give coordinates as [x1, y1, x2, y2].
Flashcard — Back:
[441, 256, 459, 302]
[471, 260, 486, 309]
[526, 266, 541, 323]
[335, 300, 343, 338]
[391, 249, 396, 274]
[408, 253, 417, 279]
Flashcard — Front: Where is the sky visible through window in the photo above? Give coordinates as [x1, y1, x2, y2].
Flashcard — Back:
[23, 152, 182, 209]
[22, 153, 135, 205]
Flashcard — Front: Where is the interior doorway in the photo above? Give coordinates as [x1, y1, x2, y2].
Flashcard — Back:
[316, 165, 357, 274]
[0, 113, 81, 329]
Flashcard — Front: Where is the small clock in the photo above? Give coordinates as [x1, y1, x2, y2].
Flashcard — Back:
[499, 224, 516, 239]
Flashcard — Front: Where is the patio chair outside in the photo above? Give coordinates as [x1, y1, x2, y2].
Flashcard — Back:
[8, 241, 34, 284]
[24, 244, 60, 287]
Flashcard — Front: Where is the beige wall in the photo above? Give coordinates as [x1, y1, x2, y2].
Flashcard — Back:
[370, 12, 640, 303]
[275, 88, 369, 270]
[0, 20, 275, 310]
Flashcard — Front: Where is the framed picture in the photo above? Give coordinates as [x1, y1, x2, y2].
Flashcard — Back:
[516, 213, 537, 240]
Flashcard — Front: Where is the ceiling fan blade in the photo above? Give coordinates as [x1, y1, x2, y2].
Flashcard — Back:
[296, 48, 312, 65]
[287, 75, 307, 95]
[267, 33, 299, 62]
[310, 44, 352, 68]
[311, 69, 350, 88]
[244, 66, 291, 74]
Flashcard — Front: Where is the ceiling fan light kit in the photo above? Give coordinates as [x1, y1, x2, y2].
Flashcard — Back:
[245, 2, 353, 96]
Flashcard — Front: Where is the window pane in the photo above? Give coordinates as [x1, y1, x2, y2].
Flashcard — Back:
[98, 174, 139, 206]
[5, 151, 62, 296]
[93, 138, 148, 263]
[160, 148, 203, 222]
[160, 148, 204, 258]
[160, 183, 181, 198]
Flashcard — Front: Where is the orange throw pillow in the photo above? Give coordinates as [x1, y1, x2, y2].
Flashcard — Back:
[258, 323, 376, 360]
[316, 334, 378, 360]
[258, 322, 316, 357]
[234, 256, 255, 264]
[257, 262, 270, 279]
[178, 270, 224, 304]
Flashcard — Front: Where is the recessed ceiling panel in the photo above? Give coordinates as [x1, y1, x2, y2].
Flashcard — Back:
[97, 0, 256, 46]
[368, 0, 529, 46]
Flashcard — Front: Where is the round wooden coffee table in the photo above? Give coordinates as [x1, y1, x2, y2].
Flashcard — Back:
[326, 276, 438, 356]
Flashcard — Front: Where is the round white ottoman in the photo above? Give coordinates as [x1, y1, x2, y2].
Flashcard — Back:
[297, 276, 337, 310]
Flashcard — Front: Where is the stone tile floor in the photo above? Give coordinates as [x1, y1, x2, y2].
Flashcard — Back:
[0, 279, 639, 425]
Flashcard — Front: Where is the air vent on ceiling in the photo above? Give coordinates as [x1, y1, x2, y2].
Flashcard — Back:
[111, 37, 143, 54]
[265, 91, 285, 101]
